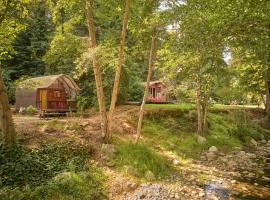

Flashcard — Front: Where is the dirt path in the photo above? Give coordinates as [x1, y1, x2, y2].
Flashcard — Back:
[13, 105, 139, 150]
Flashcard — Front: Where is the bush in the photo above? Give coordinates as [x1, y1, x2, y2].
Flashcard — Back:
[0, 141, 91, 187]
[25, 106, 38, 115]
[127, 81, 144, 102]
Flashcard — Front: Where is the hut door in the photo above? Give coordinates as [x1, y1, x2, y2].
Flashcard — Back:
[40, 90, 47, 110]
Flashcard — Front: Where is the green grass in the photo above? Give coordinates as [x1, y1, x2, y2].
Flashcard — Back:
[113, 137, 173, 180]
[145, 103, 195, 110]
[138, 107, 267, 159]
[145, 103, 260, 111]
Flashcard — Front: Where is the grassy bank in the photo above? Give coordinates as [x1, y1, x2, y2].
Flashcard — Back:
[112, 104, 269, 179]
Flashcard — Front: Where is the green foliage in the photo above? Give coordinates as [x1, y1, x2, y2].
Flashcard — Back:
[229, 111, 267, 143]
[3, 1, 53, 79]
[139, 105, 263, 157]
[0, 167, 107, 200]
[2, 69, 15, 103]
[35, 169, 107, 200]
[0, 141, 90, 188]
[25, 106, 38, 116]
[0, 0, 28, 61]
[126, 79, 144, 102]
[114, 138, 172, 179]
[44, 33, 86, 75]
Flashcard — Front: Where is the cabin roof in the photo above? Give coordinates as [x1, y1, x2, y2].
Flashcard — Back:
[142, 81, 166, 87]
[17, 74, 80, 91]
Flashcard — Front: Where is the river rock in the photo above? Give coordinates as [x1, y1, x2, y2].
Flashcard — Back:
[172, 159, 180, 165]
[206, 152, 216, 160]
[197, 136, 206, 144]
[209, 146, 218, 152]
[250, 138, 258, 147]
[123, 181, 138, 192]
[145, 170, 155, 181]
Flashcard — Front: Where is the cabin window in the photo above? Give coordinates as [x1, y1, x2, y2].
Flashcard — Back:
[53, 91, 61, 98]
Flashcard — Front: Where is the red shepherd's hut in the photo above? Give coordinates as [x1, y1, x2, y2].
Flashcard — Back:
[147, 81, 168, 103]
[15, 74, 80, 116]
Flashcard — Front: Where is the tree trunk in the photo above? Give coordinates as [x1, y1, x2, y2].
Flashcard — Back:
[135, 31, 158, 144]
[85, 0, 108, 138]
[196, 81, 203, 135]
[0, 66, 16, 147]
[107, 0, 130, 141]
[202, 98, 208, 133]
[196, 78, 203, 135]
[265, 79, 270, 120]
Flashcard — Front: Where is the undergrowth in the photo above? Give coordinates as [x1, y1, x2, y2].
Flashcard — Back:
[0, 141, 107, 200]
[140, 108, 268, 158]
[113, 137, 173, 180]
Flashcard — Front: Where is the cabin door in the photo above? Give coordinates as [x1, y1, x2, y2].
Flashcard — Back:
[40, 90, 47, 110]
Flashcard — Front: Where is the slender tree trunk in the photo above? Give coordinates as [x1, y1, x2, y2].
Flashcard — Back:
[107, 0, 130, 141]
[265, 79, 270, 120]
[136, 31, 158, 144]
[0, 66, 16, 147]
[85, 0, 108, 138]
[196, 78, 203, 135]
[202, 98, 208, 133]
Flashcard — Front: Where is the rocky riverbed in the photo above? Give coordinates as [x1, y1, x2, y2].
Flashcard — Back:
[110, 140, 270, 200]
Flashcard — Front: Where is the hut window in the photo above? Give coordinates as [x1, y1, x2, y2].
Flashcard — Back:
[54, 91, 61, 98]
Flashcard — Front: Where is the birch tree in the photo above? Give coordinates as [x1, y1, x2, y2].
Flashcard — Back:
[136, 30, 158, 143]
[107, 0, 130, 140]
[85, 0, 108, 138]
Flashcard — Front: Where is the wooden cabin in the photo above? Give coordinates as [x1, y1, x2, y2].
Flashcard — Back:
[16, 74, 80, 116]
[147, 81, 168, 103]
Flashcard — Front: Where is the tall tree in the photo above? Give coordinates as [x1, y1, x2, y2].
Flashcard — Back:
[0, 0, 28, 147]
[136, 30, 158, 143]
[0, 66, 15, 147]
[3, 0, 52, 80]
[85, 0, 108, 138]
[107, 0, 130, 140]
